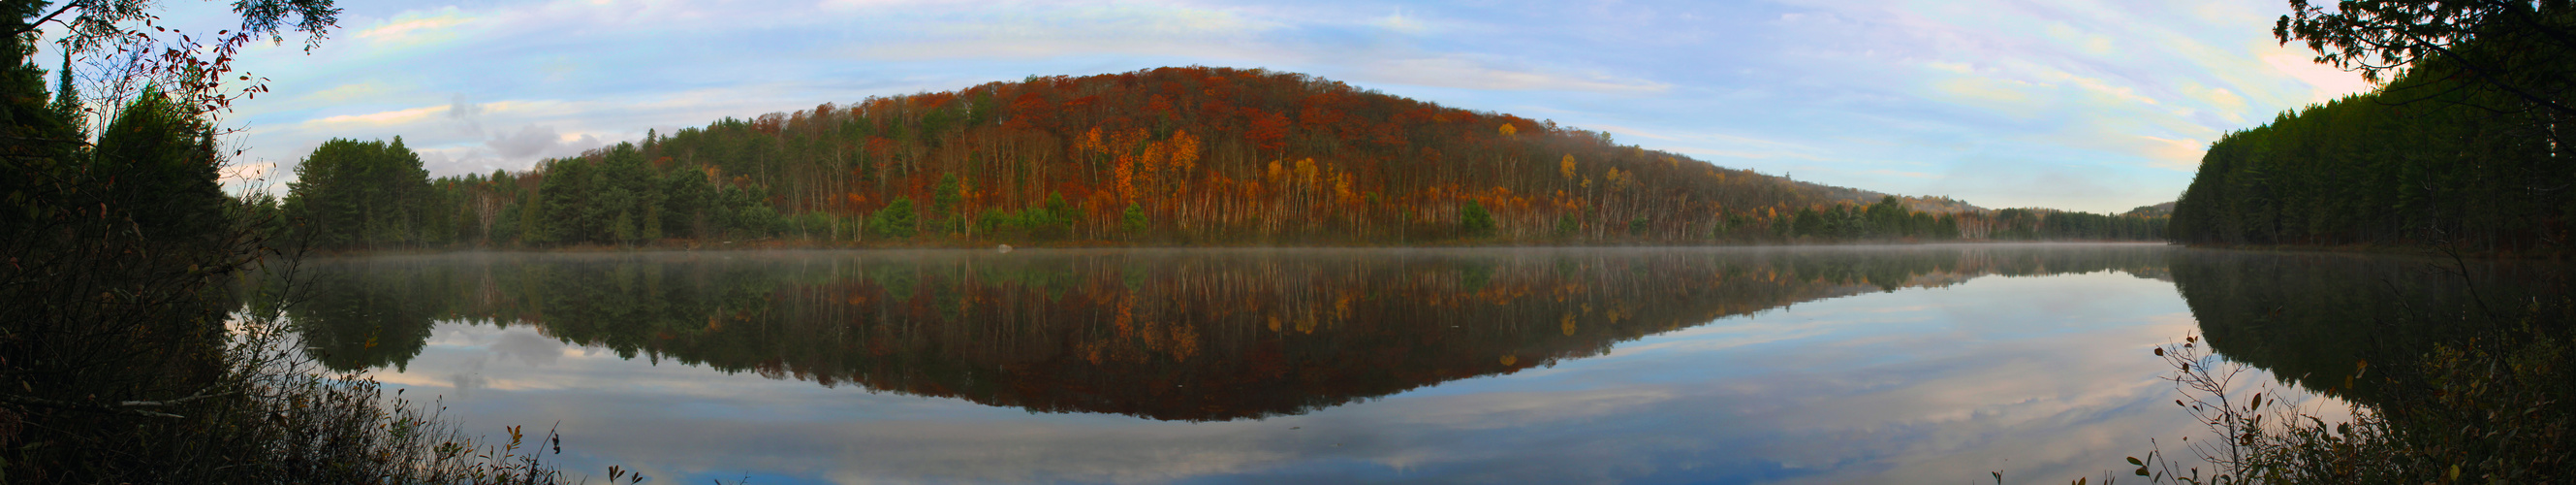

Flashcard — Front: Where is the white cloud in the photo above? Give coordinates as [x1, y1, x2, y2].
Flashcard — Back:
[302, 81, 394, 103]
[1934, 77, 2038, 109]
[354, 8, 477, 47]
[2135, 135, 2209, 171]
[300, 105, 449, 129]
[2260, 51, 2377, 103]
[2181, 82, 2248, 115]
[1588, 124, 1830, 163]
[487, 124, 605, 160]
[1371, 9, 1429, 35]
[1357, 56, 1671, 94]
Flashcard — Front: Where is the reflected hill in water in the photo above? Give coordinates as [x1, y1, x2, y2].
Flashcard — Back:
[261, 245, 2175, 421]
[2171, 250, 2569, 404]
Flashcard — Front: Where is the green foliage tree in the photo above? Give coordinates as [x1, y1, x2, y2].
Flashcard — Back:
[91, 87, 228, 246]
[282, 138, 431, 249]
[1461, 202, 1495, 237]
[2170, 62, 2562, 249]
[1792, 207, 1822, 239]
[662, 168, 714, 238]
[1865, 196, 1907, 239]
[519, 142, 674, 245]
[1122, 202, 1149, 236]
[990, 191, 1075, 241]
[933, 172, 963, 234]
[517, 194, 550, 244]
[870, 197, 918, 239]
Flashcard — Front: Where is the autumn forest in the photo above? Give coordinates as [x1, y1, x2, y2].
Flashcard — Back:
[267, 67, 2168, 250]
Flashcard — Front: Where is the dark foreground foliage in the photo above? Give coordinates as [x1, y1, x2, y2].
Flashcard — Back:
[2108, 266, 2575, 485]
[2, 4, 608, 482]
[2119, 324, 2571, 484]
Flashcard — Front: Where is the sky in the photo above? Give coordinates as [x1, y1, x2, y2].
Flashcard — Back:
[68, 0, 2374, 213]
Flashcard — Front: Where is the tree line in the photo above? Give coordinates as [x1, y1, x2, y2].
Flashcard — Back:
[269, 67, 2166, 250]
[2168, 4, 2573, 251]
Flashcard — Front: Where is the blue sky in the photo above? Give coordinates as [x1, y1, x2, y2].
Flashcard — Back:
[106, 0, 2372, 213]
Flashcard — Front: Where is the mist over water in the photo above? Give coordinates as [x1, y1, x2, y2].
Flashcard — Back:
[252, 243, 2517, 484]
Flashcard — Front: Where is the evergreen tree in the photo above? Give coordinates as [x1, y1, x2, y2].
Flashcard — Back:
[90, 87, 227, 247]
[1461, 202, 1495, 237]
[870, 197, 918, 239]
[1122, 202, 1149, 235]
[282, 138, 431, 249]
[933, 173, 963, 234]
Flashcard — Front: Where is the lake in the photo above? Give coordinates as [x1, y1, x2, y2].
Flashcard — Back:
[256, 243, 2548, 484]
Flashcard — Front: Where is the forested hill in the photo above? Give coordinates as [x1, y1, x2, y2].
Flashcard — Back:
[2123, 202, 2174, 218]
[273, 67, 2161, 249]
[2169, 76, 2572, 251]
[2168, 16, 2572, 252]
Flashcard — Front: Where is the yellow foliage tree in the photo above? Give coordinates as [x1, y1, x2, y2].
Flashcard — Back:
[1170, 130, 1200, 173]
[1295, 158, 1319, 197]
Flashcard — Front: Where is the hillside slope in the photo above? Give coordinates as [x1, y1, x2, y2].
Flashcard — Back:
[286, 67, 2161, 248]
[623, 66, 1882, 242]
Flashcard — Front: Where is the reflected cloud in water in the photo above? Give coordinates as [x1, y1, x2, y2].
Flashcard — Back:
[262, 244, 2364, 483]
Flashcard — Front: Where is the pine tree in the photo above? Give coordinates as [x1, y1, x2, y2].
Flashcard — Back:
[1122, 202, 1149, 236]
[1461, 202, 1495, 237]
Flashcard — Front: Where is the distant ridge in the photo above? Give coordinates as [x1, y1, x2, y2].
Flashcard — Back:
[500, 66, 2017, 243]
[2124, 202, 2175, 218]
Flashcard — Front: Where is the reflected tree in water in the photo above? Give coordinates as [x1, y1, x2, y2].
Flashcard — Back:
[258, 246, 2177, 421]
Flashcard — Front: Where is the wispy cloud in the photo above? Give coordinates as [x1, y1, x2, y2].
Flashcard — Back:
[353, 8, 475, 47]
[207, 0, 2379, 210]
[300, 105, 449, 129]
[2261, 51, 2378, 103]
[2135, 135, 2209, 171]
[1357, 56, 1672, 94]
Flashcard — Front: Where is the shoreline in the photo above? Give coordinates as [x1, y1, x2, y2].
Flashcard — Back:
[290, 239, 2177, 259]
[2174, 242, 2572, 262]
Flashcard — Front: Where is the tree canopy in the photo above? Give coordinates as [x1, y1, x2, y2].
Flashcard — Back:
[295, 67, 2162, 248]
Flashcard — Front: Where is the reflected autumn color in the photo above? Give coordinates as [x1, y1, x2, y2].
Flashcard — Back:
[2172, 250, 2569, 404]
[265, 245, 2175, 421]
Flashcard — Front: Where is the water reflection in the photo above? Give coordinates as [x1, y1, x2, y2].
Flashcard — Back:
[2170, 250, 2568, 403]
[273, 245, 2177, 422]
[265, 244, 2575, 482]
[250, 244, 2253, 482]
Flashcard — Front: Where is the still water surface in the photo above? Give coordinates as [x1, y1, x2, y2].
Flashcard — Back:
[267, 243, 2529, 484]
